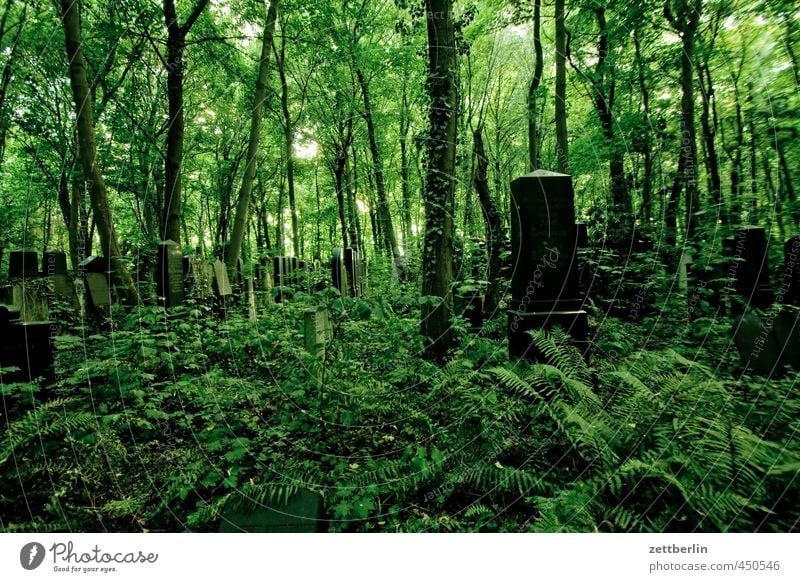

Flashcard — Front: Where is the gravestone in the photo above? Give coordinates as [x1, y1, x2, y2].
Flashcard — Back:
[219, 488, 326, 533]
[273, 256, 299, 302]
[344, 248, 362, 297]
[782, 235, 800, 307]
[455, 284, 483, 331]
[304, 307, 332, 359]
[331, 248, 348, 296]
[8, 250, 39, 279]
[507, 171, 589, 359]
[0, 304, 54, 384]
[79, 256, 112, 308]
[212, 259, 233, 298]
[156, 240, 185, 308]
[730, 226, 773, 311]
[246, 277, 257, 322]
[42, 251, 78, 308]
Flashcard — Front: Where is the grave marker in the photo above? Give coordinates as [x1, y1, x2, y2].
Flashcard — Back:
[8, 250, 39, 279]
[731, 226, 773, 311]
[79, 256, 112, 309]
[507, 171, 589, 358]
[156, 240, 185, 307]
[331, 248, 348, 296]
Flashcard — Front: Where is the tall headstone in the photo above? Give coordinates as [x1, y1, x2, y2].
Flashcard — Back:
[731, 226, 773, 311]
[782, 235, 800, 307]
[8, 250, 39, 279]
[156, 240, 185, 307]
[507, 171, 589, 358]
[344, 248, 362, 297]
[331, 248, 348, 296]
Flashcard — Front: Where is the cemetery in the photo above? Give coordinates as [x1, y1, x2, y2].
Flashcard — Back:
[1, 0, 798, 537]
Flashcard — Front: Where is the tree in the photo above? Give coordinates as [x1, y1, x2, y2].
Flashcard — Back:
[225, 0, 280, 272]
[664, 0, 702, 247]
[421, 0, 458, 359]
[161, 0, 209, 244]
[59, 0, 139, 305]
[555, 0, 569, 172]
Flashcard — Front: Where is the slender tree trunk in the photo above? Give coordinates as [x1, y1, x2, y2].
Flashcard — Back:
[554, 0, 569, 173]
[60, 0, 139, 304]
[421, 0, 458, 359]
[225, 0, 279, 270]
[473, 127, 505, 317]
[346, 147, 361, 252]
[356, 67, 401, 271]
[527, 0, 543, 170]
[162, 0, 209, 243]
[633, 33, 653, 225]
[333, 157, 349, 251]
[698, 62, 725, 224]
[400, 78, 412, 245]
[665, 1, 701, 245]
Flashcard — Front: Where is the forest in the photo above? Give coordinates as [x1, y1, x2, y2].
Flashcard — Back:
[0, 0, 798, 533]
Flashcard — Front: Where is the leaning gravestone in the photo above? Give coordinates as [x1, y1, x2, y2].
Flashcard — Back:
[507, 171, 589, 359]
[156, 240, 185, 308]
[79, 256, 112, 309]
[218, 488, 326, 533]
[212, 259, 232, 298]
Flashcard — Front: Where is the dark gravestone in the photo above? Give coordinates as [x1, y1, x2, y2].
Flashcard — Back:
[331, 248, 348, 296]
[156, 240, 185, 307]
[78, 256, 112, 308]
[219, 489, 326, 533]
[507, 171, 589, 359]
[731, 226, 773, 311]
[0, 304, 54, 384]
[733, 306, 800, 375]
[8, 250, 39, 279]
[455, 286, 483, 331]
[782, 236, 800, 306]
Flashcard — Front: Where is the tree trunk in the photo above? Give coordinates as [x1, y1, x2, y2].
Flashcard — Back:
[60, 0, 139, 305]
[473, 127, 505, 317]
[421, 0, 458, 359]
[225, 0, 279, 271]
[665, 0, 701, 245]
[633, 32, 653, 225]
[162, 0, 209, 243]
[554, 0, 569, 173]
[698, 62, 725, 225]
[527, 0, 543, 170]
[356, 67, 401, 272]
[400, 77, 412, 245]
